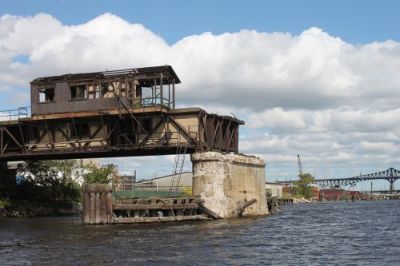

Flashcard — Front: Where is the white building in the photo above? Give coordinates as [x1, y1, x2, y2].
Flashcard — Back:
[265, 182, 284, 198]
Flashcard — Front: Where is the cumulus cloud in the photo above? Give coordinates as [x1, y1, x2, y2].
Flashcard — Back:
[1, 13, 400, 110]
[249, 108, 400, 134]
[1, 13, 399, 185]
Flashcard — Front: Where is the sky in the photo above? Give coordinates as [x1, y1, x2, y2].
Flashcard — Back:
[0, 0, 399, 190]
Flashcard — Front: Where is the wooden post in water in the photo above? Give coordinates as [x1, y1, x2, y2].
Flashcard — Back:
[90, 192, 95, 223]
[106, 190, 113, 223]
[101, 192, 108, 223]
[82, 184, 113, 224]
[83, 192, 91, 223]
[95, 191, 101, 224]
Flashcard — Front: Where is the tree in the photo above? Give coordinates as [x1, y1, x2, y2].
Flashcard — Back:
[293, 172, 315, 199]
[83, 163, 116, 184]
[16, 160, 81, 202]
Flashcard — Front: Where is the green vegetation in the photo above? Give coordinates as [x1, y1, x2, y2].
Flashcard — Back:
[1, 160, 82, 216]
[83, 163, 116, 184]
[0, 197, 10, 209]
[16, 160, 81, 203]
[293, 172, 315, 199]
[0, 160, 124, 217]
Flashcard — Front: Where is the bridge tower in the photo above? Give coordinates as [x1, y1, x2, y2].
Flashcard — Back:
[389, 178, 396, 192]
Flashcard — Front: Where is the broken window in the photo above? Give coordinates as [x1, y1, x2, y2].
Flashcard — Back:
[87, 85, 95, 99]
[95, 85, 101, 99]
[120, 81, 126, 97]
[101, 82, 114, 98]
[39, 88, 55, 103]
[87, 84, 102, 99]
[70, 85, 87, 100]
[70, 123, 90, 138]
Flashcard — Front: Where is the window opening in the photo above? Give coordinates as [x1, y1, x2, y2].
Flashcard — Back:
[101, 82, 114, 98]
[70, 85, 87, 100]
[39, 88, 55, 103]
[88, 85, 95, 99]
[95, 85, 101, 99]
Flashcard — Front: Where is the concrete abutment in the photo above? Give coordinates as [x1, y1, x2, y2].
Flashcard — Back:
[191, 152, 268, 218]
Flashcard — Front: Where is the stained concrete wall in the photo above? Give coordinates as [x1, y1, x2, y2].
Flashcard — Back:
[192, 152, 268, 218]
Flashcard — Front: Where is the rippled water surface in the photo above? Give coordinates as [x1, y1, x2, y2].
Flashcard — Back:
[1, 200, 400, 265]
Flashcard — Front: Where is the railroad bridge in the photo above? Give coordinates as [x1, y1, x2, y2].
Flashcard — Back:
[0, 65, 242, 162]
[0, 65, 271, 220]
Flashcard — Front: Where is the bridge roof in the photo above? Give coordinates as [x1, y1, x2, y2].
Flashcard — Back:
[31, 65, 181, 85]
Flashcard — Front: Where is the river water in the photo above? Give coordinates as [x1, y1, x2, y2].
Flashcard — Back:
[1, 200, 399, 265]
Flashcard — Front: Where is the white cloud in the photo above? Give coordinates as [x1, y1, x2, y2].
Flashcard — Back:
[1, 13, 400, 110]
[1, 13, 399, 186]
[249, 108, 400, 134]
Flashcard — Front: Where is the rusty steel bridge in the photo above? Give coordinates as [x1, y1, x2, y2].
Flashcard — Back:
[0, 66, 243, 162]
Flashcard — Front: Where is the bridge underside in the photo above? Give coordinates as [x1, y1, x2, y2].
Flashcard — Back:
[0, 107, 243, 161]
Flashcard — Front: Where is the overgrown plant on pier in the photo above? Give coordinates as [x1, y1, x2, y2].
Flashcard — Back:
[293, 173, 315, 199]
[83, 163, 116, 184]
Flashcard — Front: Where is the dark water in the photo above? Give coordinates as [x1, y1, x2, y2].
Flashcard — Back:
[1, 200, 400, 265]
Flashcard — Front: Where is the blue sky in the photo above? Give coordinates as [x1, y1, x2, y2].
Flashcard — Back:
[1, 1, 400, 190]
[1, 0, 399, 44]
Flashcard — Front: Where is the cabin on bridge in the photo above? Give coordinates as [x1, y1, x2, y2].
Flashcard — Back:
[31, 65, 179, 116]
[0, 65, 243, 161]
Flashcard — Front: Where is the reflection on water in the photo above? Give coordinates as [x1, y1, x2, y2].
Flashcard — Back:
[1, 200, 400, 265]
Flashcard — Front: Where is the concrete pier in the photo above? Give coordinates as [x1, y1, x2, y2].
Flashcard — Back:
[192, 152, 268, 218]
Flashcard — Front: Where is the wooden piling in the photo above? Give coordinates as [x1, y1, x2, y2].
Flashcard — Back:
[238, 199, 257, 217]
[89, 192, 95, 224]
[106, 191, 113, 223]
[101, 192, 107, 223]
[82, 185, 213, 224]
[95, 190, 101, 224]
[83, 191, 91, 223]
[198, 203, 221, 219]
[82, 183, 113, 224]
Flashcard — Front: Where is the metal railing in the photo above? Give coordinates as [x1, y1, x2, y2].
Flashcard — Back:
[0, 106, 30, 121]
[142, 97, 173, 108]
[113, 183, 186, 198]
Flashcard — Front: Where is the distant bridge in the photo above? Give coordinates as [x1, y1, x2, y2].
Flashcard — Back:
[361, 190, 400, 194]
[279, 167, 400, 192]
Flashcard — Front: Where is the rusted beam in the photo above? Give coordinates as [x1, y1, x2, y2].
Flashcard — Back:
[18, 121, 26, 147]
[0, 109, 241, 160]
[83, 124, 105, 150]
[0, 129, 3, 155]
[139, 116, 165, 147]
[168, 117, 199, 146]
[56, 124, 78, 149]
[3, 128, 23, 150]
